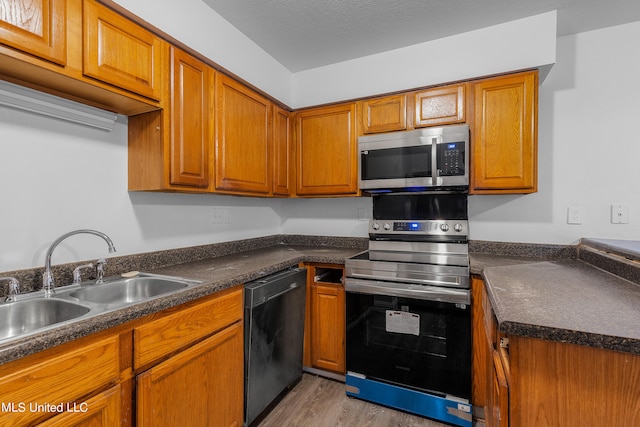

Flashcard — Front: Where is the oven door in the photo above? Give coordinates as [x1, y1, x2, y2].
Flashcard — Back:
[345, 278, 471, 400]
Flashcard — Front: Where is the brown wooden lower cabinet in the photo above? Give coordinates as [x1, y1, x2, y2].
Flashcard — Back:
[0, 285, 244, 427]
[0, 330, 127, 426]
[135, 285, 244, 427]
[303, 263, 346, 375]
[137, 321, 244, 427]
[490, 349, 509, 427]
[473, 276, 640, 427]
[37, 384, 122, 427]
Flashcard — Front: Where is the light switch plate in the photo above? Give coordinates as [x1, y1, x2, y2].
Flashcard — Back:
[567, 206, 582, 224]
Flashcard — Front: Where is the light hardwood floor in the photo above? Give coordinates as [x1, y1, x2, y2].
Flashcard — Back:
[257, 374, 448, 427]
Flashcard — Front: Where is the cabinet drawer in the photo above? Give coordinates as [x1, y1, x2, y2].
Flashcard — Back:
[0, 334, 120, 426]
[133, 286, 243, 369]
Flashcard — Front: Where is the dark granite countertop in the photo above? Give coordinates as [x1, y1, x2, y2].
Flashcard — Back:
[582, 238, 640, 260]
[480, 255, 640, 355]
[0, 244, 362, 365]
[3, 235, 639, 365]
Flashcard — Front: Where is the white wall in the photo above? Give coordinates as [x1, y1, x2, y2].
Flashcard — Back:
[111, 0, 293, 105]
[110, 1, 555, 109]
[292, 12, 557, 108]
[468, 21, 640, 244]
[0, 108, 283, 271]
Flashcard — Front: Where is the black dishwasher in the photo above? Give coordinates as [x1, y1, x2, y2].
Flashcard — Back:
[244, 267, 307, 426]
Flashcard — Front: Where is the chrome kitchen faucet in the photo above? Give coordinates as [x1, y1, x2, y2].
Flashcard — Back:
[42, 229, 116, 296]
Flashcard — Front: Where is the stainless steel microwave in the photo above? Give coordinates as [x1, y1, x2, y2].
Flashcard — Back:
[358, 124, 469, 192]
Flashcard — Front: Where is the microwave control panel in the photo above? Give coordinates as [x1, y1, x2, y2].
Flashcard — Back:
[438, 142, 465, 176]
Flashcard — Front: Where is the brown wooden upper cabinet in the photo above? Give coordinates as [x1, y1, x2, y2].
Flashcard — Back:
[273, 106, 292, 196]
[169, 48, 214, 189]
[83, 0, 163, 100]
[295, 103, 358, 196]
[215, 74, 272, 195]
[128, 46, 214, 193]
[0, 0, 67, 65]
[358, 83, 466, 135]
[0, 0, 162, 114]
[414, 83, 466, 127]
[471, 71, 538, 194]
[359, 94, 407, 134]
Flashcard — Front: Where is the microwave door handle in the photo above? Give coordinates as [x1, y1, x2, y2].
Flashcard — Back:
[431, 136, 441, 186]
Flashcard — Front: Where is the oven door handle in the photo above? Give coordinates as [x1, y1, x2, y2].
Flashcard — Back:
[345, 278, 470, 305]
[346, 271, 468, 289]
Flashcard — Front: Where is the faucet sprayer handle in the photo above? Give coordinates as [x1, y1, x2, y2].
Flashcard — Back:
[1, 277, 20, 302]
[96, 258, 107, 284]
[73, 263, 94, 285]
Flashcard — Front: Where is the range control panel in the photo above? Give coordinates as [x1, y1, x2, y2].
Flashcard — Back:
[369, 220, 468, 237]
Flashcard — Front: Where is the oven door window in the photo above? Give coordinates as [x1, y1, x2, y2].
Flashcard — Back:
[361, 145, 431, 180]
[346, 291, 471, 400]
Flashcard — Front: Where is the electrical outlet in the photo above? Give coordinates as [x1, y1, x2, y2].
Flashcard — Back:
[212, 208, 226, 224]
[567, 206, 582, 225]
[611, 204, 629, 224]
[357, 207, 370, 221]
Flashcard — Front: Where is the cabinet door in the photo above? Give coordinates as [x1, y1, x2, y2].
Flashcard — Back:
[471, 277, 489, 411]
[0, 0, 66, 65]
[414, 83, 466, 127]
[0, 334, 120, 426]
[38, 384, 122, 427]
[489, 350, 509, 427]
[83, 0, 163, 100]
[215, 74, 272, 195]
[471, 71, 538, 194]
[310, 281, 345, 374]
[169, 47, 213, 188]
[295, 103, 358, 196]
[360, 94, 407, 134]
[137, 321, 244, 427]
[272, 106, 292, 196]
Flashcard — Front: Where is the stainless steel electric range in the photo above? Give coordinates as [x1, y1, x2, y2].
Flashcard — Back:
[345, 192, 472, 427]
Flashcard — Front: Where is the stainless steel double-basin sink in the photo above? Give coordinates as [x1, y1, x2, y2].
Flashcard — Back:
[0, 273, 201, 344]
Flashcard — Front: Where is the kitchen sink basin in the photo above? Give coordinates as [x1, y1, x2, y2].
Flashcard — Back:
[0, 298, 91, 342]
[69, 276, 190, 306]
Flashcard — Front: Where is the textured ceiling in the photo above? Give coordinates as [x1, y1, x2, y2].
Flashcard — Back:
[201, 0, 640, 72]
